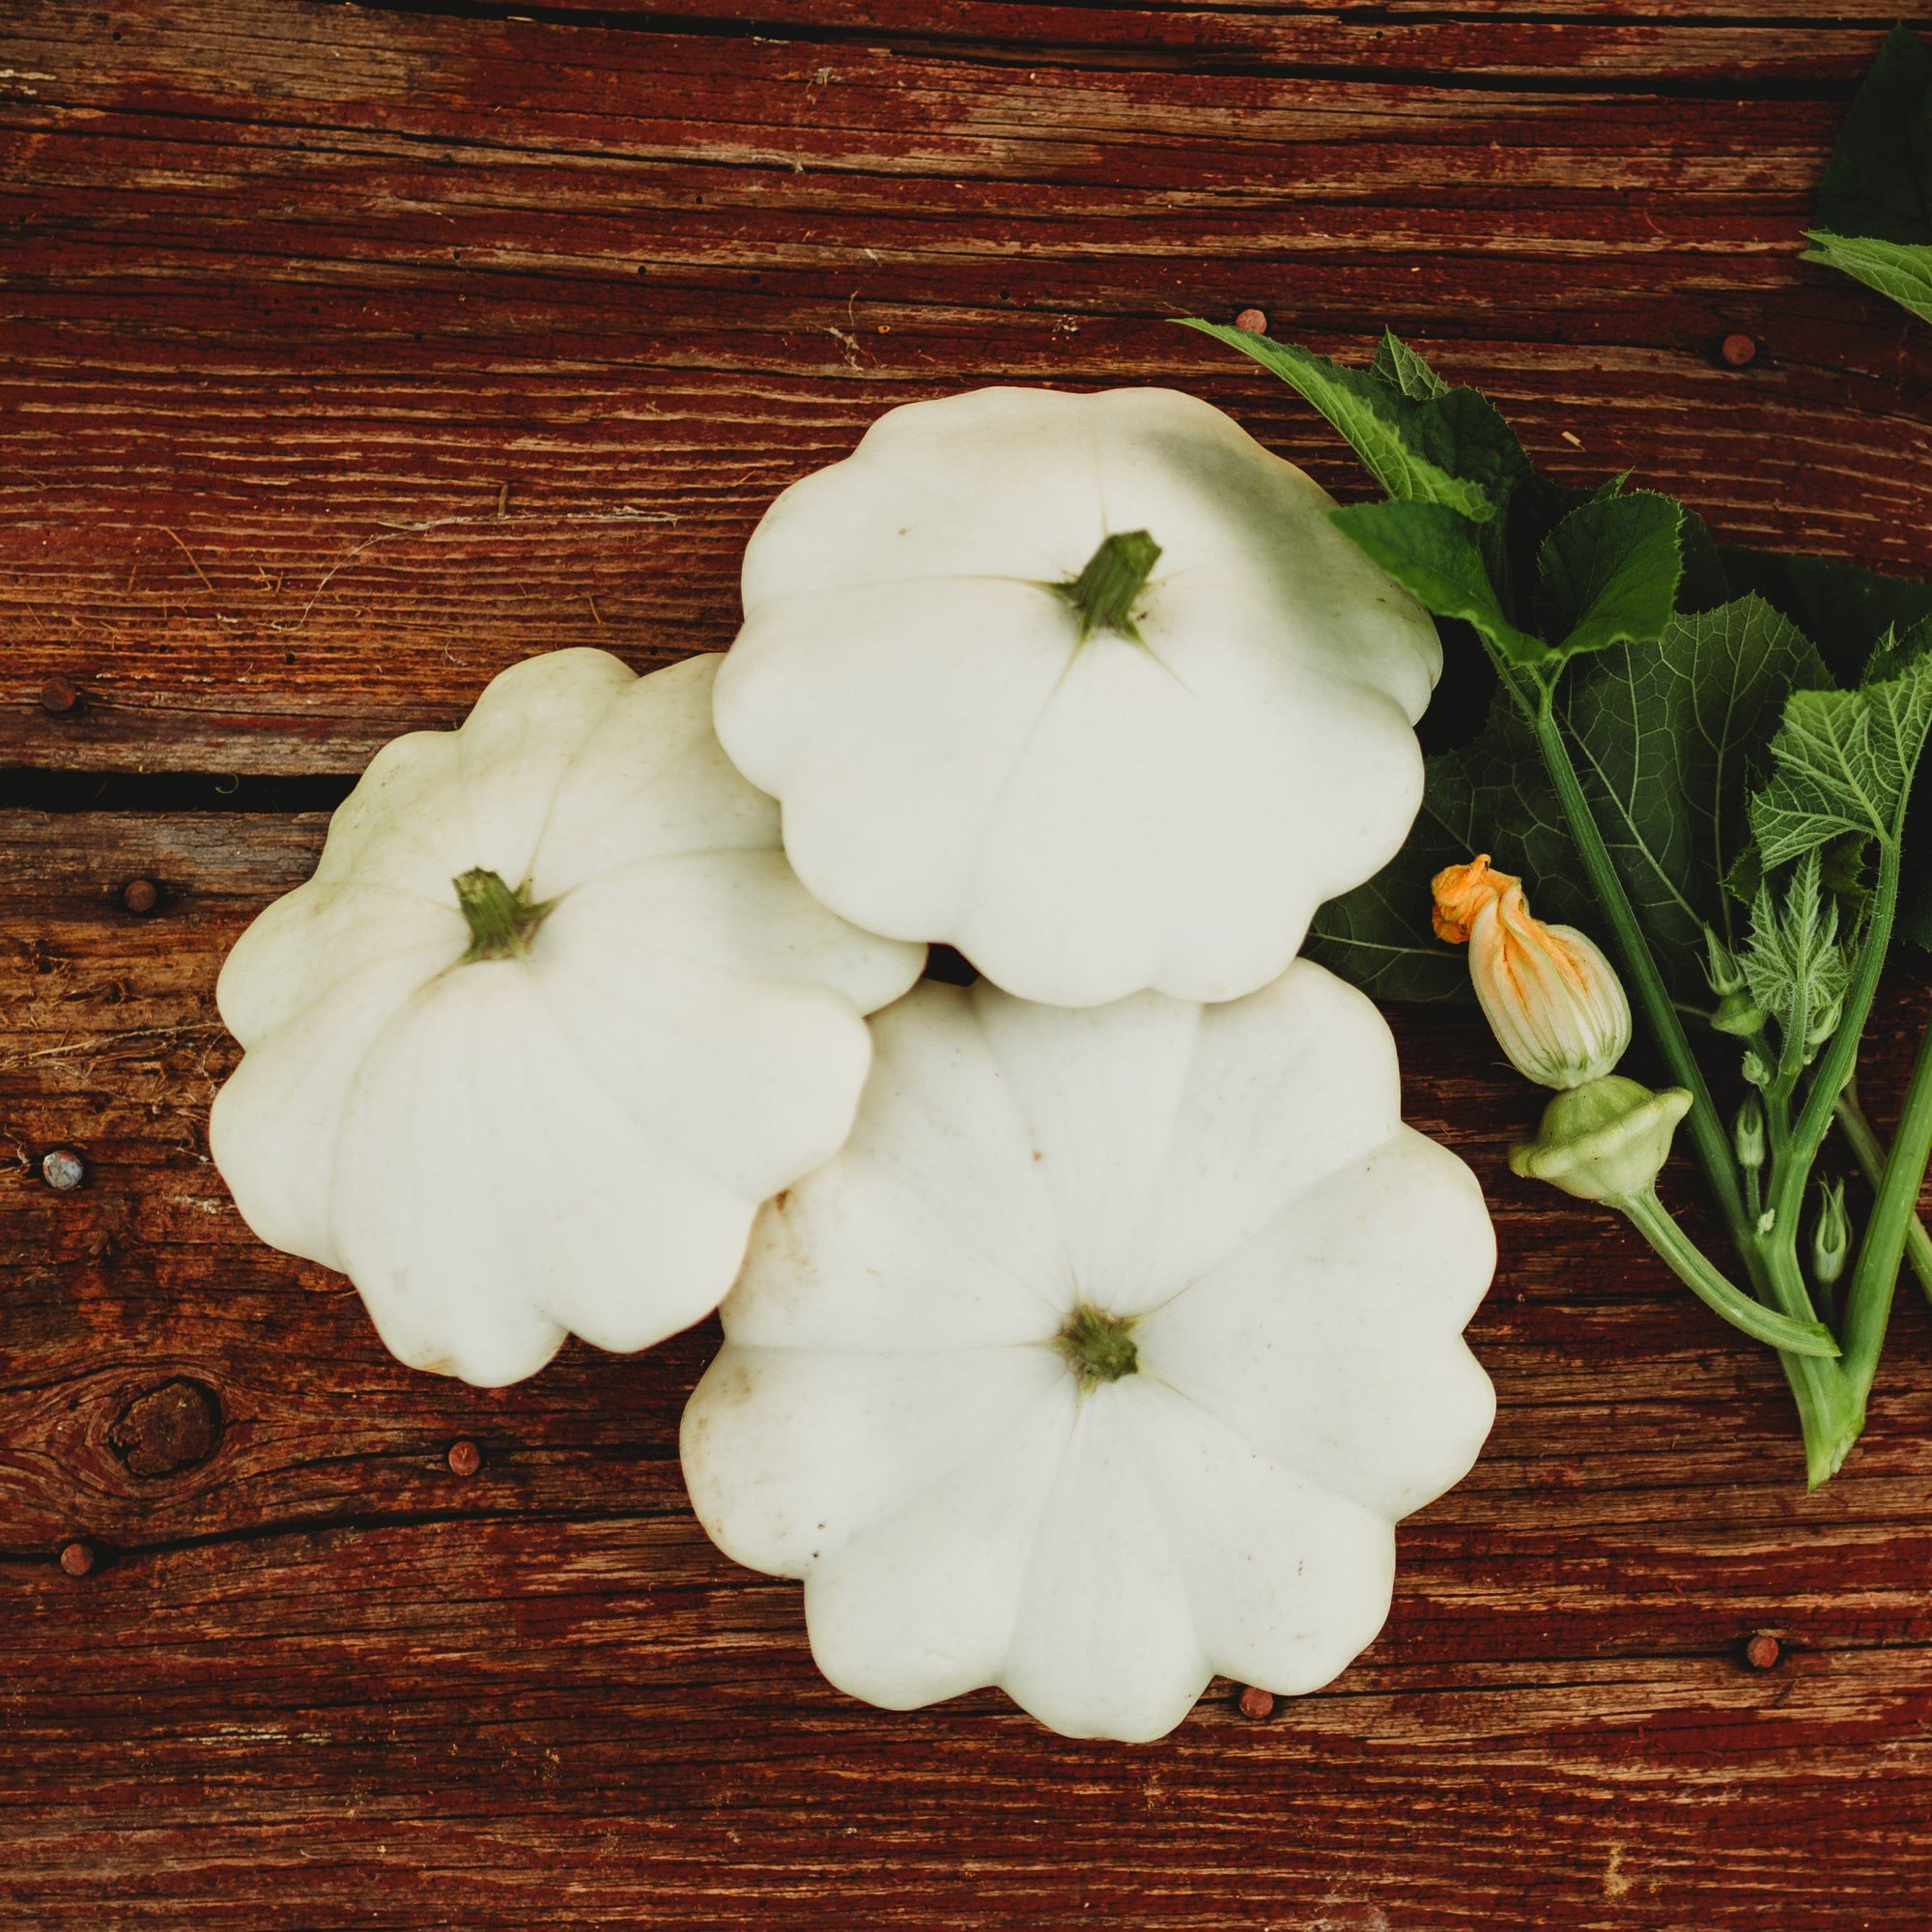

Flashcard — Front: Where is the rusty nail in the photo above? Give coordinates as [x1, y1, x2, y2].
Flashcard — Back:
[1236, 1684, 1275, 1720]
[1719, 333, 1758, 368]
[40, 676, 78, 716]
[59, 1540, 95, 1577]
[41, 1148, 86, 1191]
[1234, 307, 1268, 335]
[446, 1437, 482, 1477]
[1744, 1632, 1781, 1669]
[122, 878, 160, 915]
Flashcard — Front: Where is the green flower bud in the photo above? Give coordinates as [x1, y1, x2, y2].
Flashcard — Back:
[1702, 925, 1746, 997]
[1811, 1178, 1853, 1290]
[1804, 997, 1843, 1051]
[1733, 1094, 1765, 1174]
[1712, 990, 1768, 1037]
[1509, 1074, 1694, 1206]
[1742, 1047, 1772, 1089]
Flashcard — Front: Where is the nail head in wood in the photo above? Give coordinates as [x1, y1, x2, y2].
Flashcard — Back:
[59, 1540, 96, 1577]
[40, 676, 78, 715]
[41, 1148, 86, 1191]
[122, 878, 160, 915]
[1719, 333, 1757, 368]
[1234, 307, 1268, 335]
[446, 1437, 482, 1477]
[1744, 1632, 1781, 1669]
[1236, 1684, 1275, 1720]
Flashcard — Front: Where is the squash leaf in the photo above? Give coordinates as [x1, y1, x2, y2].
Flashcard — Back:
[1534, 492, 1685, 663]
[1559, 597, 1829, 992]
[1748, 629, 1932, 866]
[1307, 693, 1577, 1002]
[1802, 232, 1932, 325]
[1815, 24, 1932, 243]
[1805, 25, 1932, 323]
[1309, 598, 1818, 1001]
[1369, 328, 1451, 400]
[1329, 499, 1548, 668]
[1718, 542, 1932, 687]
[1740, 851, 1851, 1050]
[1179, 321, 1528, 522]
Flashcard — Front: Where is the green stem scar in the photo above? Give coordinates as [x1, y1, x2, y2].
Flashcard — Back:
[1054, 530, 1162, 644]
[454, 867, 554, 962]
[1053, 1302, 1140, 1391]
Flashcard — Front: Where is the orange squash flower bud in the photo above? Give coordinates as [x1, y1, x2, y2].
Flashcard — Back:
[1431, 855, 1631, 1090]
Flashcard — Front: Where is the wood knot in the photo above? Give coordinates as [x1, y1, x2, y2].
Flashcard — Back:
[108, 1378, 222, 1479]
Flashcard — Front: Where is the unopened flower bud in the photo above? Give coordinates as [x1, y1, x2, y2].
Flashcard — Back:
[1811, 1179, 1853, 1289]
[1742, 1047, 1772, 1088]
[1703, 925, 1746, 997]
[1805, 998, 1842, 1051]
[1509, 1073, 1693, 1206]
[1712, 990, 1768, 1037]
[1733, 1094, 1765, 1173]
[1432, 855, 1632, 1091]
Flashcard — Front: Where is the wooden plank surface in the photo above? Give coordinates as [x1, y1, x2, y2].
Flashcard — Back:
[7, 0, 1932, 770]
[5, 3, 1932, 1926]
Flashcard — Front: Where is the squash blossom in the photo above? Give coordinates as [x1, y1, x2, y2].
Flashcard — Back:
[1432, 855, 1631, 1091]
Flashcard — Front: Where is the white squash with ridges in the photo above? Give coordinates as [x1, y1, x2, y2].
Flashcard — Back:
[713, 384, 1443, 1009]
[212, 648, 923, 1386]
[681, 960, 1495, 1742]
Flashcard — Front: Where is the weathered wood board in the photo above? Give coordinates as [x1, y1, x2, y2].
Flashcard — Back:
[4, 4, 1932, 1926]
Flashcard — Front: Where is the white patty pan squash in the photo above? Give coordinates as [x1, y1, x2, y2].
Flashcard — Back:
[711, 384, 1443, 1009]
[211, 648, 924, 1387]
[680, 961, 1496, 1743]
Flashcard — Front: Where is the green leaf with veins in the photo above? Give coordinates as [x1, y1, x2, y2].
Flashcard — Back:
[1865, 620, 1932, 950]
[1803, 232, 1932, 324]
[1718, 543, 1932, 686]
[1560, 597, 1829, 992]
[1369, 327, 1451, 400]
[1178, 321, 1528, 520]
[1815, 24, 1932, 244]
[1862, 611, 1932, 685]
[1534, 491, 1684, 663]
[1807, 26, 1932, 324]
[1310, 598, 1831, 1003]
[1741, 852, 1850, 1052]
[1749, 639, 1932, 864]
[1307, 692, 1581, 1001]
[1330, 499, 1548, 668]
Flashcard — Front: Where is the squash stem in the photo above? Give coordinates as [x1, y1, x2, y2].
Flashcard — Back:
[454, 867, 553, 962]
[1052, 1302, 1141, 1391]
[1055, 530, 1162, 644]
[1834, 1081, 1932, 1308]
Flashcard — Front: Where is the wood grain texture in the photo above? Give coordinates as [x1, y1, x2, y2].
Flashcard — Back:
[6, 2, 1932, 1925]
[5, 0, 1932, 770]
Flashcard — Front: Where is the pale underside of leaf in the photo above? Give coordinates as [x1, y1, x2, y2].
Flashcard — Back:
[1750, 647, 1932, 865]
[1803, 232, 1932, 325]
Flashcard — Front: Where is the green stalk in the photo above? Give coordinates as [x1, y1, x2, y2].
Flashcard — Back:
[1528, 686, 1749, 1240]
[1619, 1191, 1839, 1356]
[1770, 841, 1902, 1237]
[1741, 848, 1909, 1488]
[1749, 1233, 1860, 1488]
[1834, 1083, 1932, 1306]
[1841, 1018, 1932, 1392]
